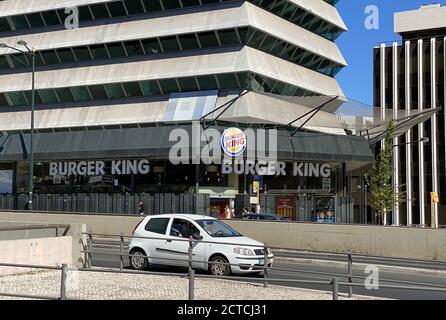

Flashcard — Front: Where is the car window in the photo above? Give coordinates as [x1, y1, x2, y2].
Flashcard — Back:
[145, 218, 170, 235]
[196, 219, 242, 238]
[258, 215, 266, 220]
[170, 218, 198, 238]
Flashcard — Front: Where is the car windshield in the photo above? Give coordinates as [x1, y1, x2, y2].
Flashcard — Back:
[196, 219, 242, 238]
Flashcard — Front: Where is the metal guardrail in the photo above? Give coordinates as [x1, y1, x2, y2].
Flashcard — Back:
[1, 230, 446, 300]
[0, 223, 70, 237]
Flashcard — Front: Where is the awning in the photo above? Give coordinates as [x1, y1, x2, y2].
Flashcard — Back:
[0, 125, 374, 163]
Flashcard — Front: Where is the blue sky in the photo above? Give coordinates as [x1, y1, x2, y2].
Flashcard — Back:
[336, 0, 442, 105]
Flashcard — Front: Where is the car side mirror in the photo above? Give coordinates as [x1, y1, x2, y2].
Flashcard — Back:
[192, 231, 203, 240]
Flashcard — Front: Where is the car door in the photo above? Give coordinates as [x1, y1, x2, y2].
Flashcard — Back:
[163, 218, 207, 269]
[142, 217, 172, 266]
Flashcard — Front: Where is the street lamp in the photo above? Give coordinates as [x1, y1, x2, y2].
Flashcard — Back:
[0, 41, 36, 210]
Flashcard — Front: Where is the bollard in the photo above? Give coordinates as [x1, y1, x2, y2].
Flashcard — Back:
[188, 237, 193, 272]
[332, 278, 339, 300]
[263, 245, 268, 288]
[87, 232, 93, 269]
[347, 251, 353, 298]
[60, 264, 68, 300]
[188, 269, 195, 300]
[188, 237, 195, 300]
[120, 233, 124, 271]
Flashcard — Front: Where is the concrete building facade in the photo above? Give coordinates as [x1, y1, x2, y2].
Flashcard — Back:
[374, 4, 446, 226]
[0, 0, 375, 219]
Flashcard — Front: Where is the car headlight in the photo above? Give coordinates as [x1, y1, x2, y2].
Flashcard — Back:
[233, 247, 255, 256]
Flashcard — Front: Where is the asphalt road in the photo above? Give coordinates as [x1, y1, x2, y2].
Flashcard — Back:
[90, 240, 446, 300]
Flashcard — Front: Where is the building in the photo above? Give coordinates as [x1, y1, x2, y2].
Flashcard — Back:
[0, 0, 374, 219]
[374, 3, 446, 226]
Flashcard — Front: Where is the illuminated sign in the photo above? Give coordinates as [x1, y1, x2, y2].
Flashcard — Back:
[221, 127, 246, 157]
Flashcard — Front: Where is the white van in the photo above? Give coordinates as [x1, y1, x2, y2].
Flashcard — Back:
[128, 214, 274, 276]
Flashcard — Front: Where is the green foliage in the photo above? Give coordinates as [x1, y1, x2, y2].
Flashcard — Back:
[367, 120, 403, 220]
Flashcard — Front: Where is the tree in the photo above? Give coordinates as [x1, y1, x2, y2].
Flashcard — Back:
[367, 120, 403, 225]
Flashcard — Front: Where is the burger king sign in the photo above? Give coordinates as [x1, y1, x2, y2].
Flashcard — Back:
[221, 127, 246, 157]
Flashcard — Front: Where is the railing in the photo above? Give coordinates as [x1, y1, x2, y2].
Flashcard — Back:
[1, 231, 446, 300]
[0, 223, 70, 237]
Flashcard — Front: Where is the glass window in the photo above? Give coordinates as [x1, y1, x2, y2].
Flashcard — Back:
[196, 219, 242, 238]
[41, 10, 61, 26]
[141, 39, 161, 55]
[8, 92, 28, 106]
[178, 34, 199, 50]
[237, 27, 250, 44]
[88, 85, 108, 100]
[24, 91, 43, 105]
[123, 0, 145, 15]
[197, 31, 219, 48]
[160, 36, 180, 53]
[72, 47, 92, 62]
[41, 50, 60, 65]
[170, 219, 199, 238]
[0, 56, 8, 69]
[39, 89, 59, 104]
[11, 15, 29, 30]
[122, 82, 143, 97]
[158, 79, 179, 93]
[217, 74, 239, 89]
[144, 218, 170, 235]
[0, 18, 12, 32]
[218, 29, 240, 46]
[0, 166, 13, 194]
[0, 94, 8, 107]
[161, 0, 181, 10]
[104, 83, 126, 99]
[26, 13, 45, 28]
[196, 75, 218, 90]
[106, 42, 126, 58]
[57, 48, 76, 64]
[90, 4, 110, 20]
[177, 77, 199, 92]
[10, 54, 29, 68]
[124, 40, 144, 56]
[181, 0, 200, 6]
[72, 86, 91, 101]
[107, 1, 127, 17]
[78, 6, 93, 21]
[55, 88, 75, 103]
[89, 44, 109, 60]
[142, 0, 163, 12]
[140, 80, 161, 96]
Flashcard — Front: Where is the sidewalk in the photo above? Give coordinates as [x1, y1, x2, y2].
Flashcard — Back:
[0, 270, 384, 300]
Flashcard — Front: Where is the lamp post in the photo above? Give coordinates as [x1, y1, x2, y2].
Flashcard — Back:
[0, 41, 36, 210]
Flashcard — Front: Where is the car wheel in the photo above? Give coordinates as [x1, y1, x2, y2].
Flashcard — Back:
[209, 255, 231, 277]
[129, 248, 148, 271]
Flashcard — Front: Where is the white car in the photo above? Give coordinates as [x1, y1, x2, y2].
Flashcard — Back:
[128, 214, 274, 276]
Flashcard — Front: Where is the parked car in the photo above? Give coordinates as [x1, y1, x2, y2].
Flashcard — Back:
[242, 213, 291, 221]
[128, 214, 274, 276]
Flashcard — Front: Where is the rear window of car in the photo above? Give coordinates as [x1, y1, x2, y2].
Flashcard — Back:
[145, 218, 170, 235]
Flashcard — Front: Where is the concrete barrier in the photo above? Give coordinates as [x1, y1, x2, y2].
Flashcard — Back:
[1, 211, 445, 261]
[225, 220, 446, 261]
[0, 236, 72, 275]
[0, 213, 87, 267]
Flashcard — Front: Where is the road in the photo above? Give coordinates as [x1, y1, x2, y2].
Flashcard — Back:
[90, 240, 446, 300]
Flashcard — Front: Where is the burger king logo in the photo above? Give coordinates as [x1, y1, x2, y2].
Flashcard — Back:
[221, 127, 246, 157]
